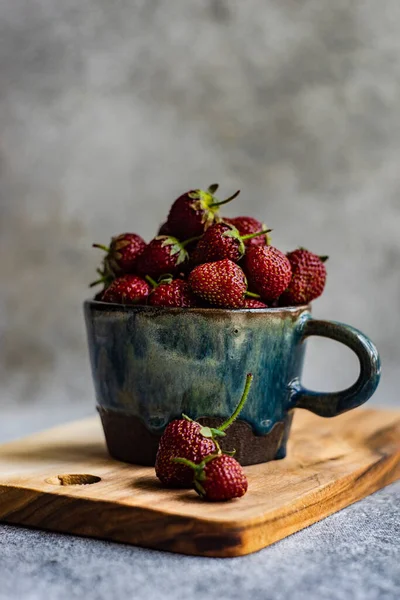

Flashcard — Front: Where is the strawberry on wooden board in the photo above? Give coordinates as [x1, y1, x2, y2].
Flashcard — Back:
[173, 454, 248, 501]
[188, 259, 254, 308]
[92, 233, 146, 280]
[155, 420, 217, 487]
[167, 184, 240, 239]
[224, 216, 272, 247]
[101, 274, 151, 305]
[155, 374, 253, 487]
[280, 249, 328, 306]
[147, 276, 199, 308]
[244, 246, 292, 302]
[136, 235, 198, 280]
[191, 222, 271, 265]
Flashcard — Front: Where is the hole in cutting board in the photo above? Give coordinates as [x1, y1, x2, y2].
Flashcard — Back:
[46, 474, 101, 486]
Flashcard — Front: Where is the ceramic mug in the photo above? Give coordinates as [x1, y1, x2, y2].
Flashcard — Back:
[84, 301, 381, 466]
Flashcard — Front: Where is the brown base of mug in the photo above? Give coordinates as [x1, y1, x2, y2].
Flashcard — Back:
[97, 407, 294, 467]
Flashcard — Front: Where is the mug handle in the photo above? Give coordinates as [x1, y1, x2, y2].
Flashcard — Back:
[290, 319, 381, 417]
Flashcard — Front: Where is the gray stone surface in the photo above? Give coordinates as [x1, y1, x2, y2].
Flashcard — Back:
[0, 407, 399, 600]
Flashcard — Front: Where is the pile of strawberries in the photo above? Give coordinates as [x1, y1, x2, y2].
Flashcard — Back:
[91, 184, 327, 308]
[155, 374, 253, 502]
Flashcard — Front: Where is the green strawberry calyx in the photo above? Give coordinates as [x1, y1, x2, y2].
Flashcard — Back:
[222, 224, 272, 258]
[172, 452, 222, 497]
[145, 274, 175, 289]
[89, 262, 115, 289]
[156, 234, 201, 266]
[89, 270, 112, 289]
[188, 185, 241, 229]
[91, 239, 129, 285]
[90, 242, 113, 288]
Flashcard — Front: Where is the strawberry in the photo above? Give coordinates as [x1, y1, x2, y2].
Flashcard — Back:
[158, 222, 172, 236]
[224, 216, 272, 247]
[188, 259, 250, 308]
[173, 454, 248, 501]
[155, 374, 253, 487]
[101, 274, 151, 305]
[93, 289, 105, 302]
[155, 420, 217, 487]
[167, 184, 240, 239]
[136, 235, 198, 280]
[92, 233, 146, 283]
[244, 246, 292, 302]
[243, 298, 268, 308]
[147, 276, 199, 308]
[191, 222, 271, 265]
[279, 249, 328, 305]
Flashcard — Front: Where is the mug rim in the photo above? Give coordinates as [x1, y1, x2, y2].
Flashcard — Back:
[84, 299, 310, 315]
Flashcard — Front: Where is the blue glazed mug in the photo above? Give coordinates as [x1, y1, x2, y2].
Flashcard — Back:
[84, 301, 381, 465]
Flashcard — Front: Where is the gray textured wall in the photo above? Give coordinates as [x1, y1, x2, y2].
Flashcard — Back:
[1, 0, 399, 411]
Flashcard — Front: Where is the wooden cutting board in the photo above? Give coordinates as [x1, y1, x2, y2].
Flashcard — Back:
[0, 408, 399, 558]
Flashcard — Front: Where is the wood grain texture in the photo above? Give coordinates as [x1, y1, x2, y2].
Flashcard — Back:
[0, 408, 399, 557]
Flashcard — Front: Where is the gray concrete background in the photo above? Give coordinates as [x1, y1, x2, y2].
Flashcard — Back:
[1, 0, 400, 411]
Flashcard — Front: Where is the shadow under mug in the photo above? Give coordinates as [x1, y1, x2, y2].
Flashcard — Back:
[84, 301, 381, 466]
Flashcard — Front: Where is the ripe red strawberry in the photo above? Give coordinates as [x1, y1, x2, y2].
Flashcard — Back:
[243, 298, 268, 308]
[279, 249, 328, 305]
[188, 259, 248, 308]
[92, 233, 146, 278]
[173, 454, 248, 501]
[191, 223, 271, 265]
[136, 235, 196, 280]
[148, 277, 199, 308]
[224, 216, 271, 247]
[167, 184, 240, 239]
[158, 222, 172, 236]
[155, 420, 217, 487]
[244, 246, 292, 302]
[101, 274, 151, 305]
[155, 374, 253, 488]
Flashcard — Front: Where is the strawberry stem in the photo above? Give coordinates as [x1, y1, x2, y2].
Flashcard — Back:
[209, 189, 240, 208]
[181, 235, 202, 249]
[201, 452, 221, 465]
[241, 228, 272, 242]
[219, 374, 253, 432]
[319, 255, 329, 263]
[92, 243, 110, 253]
[245, 291, 261, 299]
[145, 275, 159, 288]
[89, 277, 107, 288]
[171, 457, 198, 469]
[194, 479, 207, 497]
[181, 375, 253, 443]
[158, 273, 174, 283]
